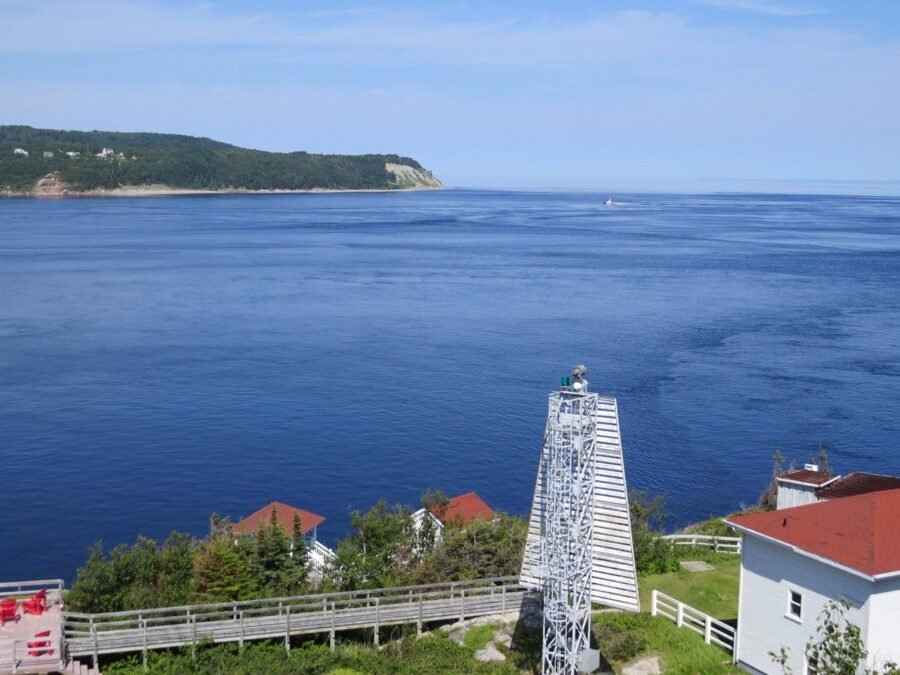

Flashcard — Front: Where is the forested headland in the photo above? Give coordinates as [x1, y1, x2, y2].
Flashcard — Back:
[0, 125, 442, 195]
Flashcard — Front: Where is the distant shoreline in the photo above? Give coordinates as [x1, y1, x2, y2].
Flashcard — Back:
[1, 184, 446, 199]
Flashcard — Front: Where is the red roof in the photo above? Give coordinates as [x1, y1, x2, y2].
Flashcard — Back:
[816, 472, 900, 500]
[727, 488, 900, 577]
[430, 492, 494, 527]
[777, 468, 838, 486]
[232, 501, 325, 537]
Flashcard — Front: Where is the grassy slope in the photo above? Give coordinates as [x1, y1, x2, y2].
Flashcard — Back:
[638, 556, 741, 620]
[594, 613, 743, 674]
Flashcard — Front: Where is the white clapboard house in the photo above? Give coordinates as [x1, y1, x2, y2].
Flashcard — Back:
[776, 465, 900, 510]
[726, 488, 900, 674]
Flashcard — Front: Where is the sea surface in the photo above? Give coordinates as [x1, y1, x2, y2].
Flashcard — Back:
[1, 190, 899, 582]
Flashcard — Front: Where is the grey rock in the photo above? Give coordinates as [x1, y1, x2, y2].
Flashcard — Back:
[474, 643, 506, 663]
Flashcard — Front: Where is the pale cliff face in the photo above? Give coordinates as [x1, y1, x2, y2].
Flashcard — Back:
[33, 172, 69, 198]
[385, 163, 443, 189]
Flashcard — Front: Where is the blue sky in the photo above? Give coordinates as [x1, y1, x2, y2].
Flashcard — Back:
[1, 0, 898, 191]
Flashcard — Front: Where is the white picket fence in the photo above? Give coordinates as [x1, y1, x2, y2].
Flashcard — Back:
[659, 534, 741, 554]
[650, 590, 735, 659]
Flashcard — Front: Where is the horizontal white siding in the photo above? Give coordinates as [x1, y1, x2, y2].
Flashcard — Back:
[737, 535, 871, 674]
[775, 482, 819, 510]
[866, 576, 900, 670]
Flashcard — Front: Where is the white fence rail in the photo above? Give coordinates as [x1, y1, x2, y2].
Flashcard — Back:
[660, 534, 741, 554]
[650, 590, 735, 659]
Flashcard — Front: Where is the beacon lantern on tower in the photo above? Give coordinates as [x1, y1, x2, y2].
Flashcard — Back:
[520, 365, 639, 675]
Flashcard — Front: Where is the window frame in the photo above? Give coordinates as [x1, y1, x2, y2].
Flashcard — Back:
[786, 588, 803, 622]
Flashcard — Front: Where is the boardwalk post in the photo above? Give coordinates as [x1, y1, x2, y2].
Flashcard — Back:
[330, 602, 336, 652]
[141, 615, 148, 671]
[417, 593, 423, 637]
[460, 588, 465, 622]
[651, 590, 658, 617]
[704, 616, 712, 645]
[374, 597, 380, 646]
[60, 628, 68, 672]
[91, 618, 99, 670]
[239, 610, 244, 653]
[284, 606, 291, 653]
[190, 611, 197, 661]
[501, 585, 506, 611]
[676, 601, 684, 627]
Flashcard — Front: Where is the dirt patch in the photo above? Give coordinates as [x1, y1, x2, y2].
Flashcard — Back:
[622, 654, 662, 675]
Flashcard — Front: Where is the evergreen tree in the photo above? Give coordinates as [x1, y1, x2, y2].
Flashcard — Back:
[248, 506, 308, 596]
[758, 450, 786, 511]
[194, 537, 257, 602]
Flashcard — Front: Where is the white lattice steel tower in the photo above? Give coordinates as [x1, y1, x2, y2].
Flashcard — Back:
[521, 365, 639, 673]
[539, 366, 600, 675]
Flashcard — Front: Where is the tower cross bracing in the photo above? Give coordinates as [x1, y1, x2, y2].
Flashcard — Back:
[540, 391, 597, 674]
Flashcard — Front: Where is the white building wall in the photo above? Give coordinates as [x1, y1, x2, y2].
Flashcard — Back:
[775, 481, 819, 509]
[411, 508, 444, 544]
[737, 535, 871, 675]
[866, 576, 900, 670]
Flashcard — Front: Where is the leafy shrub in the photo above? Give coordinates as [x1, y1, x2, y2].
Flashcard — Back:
[594, 614, 648, 662]
[630, 491, 679, 575]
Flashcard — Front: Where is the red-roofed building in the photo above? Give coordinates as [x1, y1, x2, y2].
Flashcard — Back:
[816, 471, 900, 501]
[412, 492, 496, 542]
[726, 489, 900, 673]
[775, 465, 900, 510]
[775, 464, 839, 509]
[233, 502, 333, 571]
[432, 492, 495, 527]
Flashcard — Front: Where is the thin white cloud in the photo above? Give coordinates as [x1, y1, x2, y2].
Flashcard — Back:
[1, 1, 897, 183]
[695, 0, 822, 17]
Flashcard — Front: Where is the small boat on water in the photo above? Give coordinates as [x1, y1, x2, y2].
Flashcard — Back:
[604, 198, 614, 206]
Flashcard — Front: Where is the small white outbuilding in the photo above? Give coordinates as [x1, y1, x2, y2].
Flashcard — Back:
[726, 488, 900, 674]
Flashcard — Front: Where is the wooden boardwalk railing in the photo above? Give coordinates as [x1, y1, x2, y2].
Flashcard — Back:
[0, 579, 64, 603]
[63, 577, 528, 666]
[0, 635, 64, 674]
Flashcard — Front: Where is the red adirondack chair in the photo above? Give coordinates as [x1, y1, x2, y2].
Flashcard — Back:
[22, 589, 47, 616]
[28, 629, 53, 657]
[0, 598, 17, 624]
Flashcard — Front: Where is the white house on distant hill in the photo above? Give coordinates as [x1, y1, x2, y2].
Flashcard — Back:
[726, 488, 900, 674]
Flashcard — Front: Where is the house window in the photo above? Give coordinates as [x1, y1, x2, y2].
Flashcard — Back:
[788, 590, 802, 620]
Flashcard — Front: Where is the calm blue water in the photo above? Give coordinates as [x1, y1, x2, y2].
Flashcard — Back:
[2, 190, 899, 582]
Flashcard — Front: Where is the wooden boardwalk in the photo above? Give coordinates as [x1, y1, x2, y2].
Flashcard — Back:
[63, 577, 528, 664]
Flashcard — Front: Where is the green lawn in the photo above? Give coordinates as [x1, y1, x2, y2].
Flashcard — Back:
[638, 556, 741, 621]
[594, 613, 743, 674]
